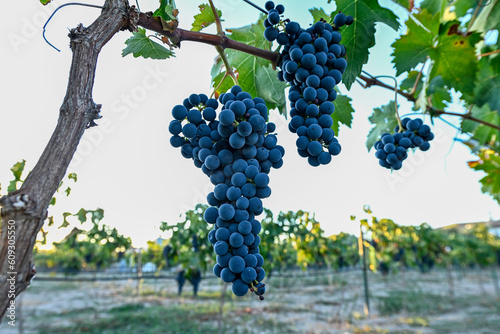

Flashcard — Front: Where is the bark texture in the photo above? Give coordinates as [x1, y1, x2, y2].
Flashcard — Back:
[0, 0, 131, 320]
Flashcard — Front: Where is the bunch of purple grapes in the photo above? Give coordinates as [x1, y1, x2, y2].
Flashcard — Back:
[263, 1, 353, 166]
[374, 117, 434, 170]
[169, 85, 284, 299]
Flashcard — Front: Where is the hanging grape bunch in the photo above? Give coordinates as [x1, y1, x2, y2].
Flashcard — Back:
[169, 85, 284, 299]
[263, 1, 353, 166]
[374, 117, 435, 170]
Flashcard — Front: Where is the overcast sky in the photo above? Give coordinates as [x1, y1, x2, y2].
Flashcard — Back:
[1, 0, 499, 248]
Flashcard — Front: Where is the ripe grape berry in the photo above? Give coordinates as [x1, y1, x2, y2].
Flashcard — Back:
[374, 117, 435, 170]
[169, 86, 283, 299]
[263, 2, 353, 166]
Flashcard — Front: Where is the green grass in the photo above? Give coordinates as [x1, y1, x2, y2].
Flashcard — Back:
[376, 289, 452, 316]
[35, 302, 298, 334]
[37, 303, 222, 334]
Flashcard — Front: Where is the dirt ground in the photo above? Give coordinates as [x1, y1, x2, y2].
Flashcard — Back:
[1, 268, 499, 333]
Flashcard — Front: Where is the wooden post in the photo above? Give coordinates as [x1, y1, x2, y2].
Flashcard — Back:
[359, 224, 370, 317]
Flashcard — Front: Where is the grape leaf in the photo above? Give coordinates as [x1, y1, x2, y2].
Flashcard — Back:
[419, 0, 448, 16]
[428, 22, 481, 95]
[468, 0, 500, 32]
[211, 16, 286, 113]
[154, 0, 178, 21]
[468, 149, 500, 205]
[427, 75, 451, 110]
[68, 173, 78, 182]
[453, 0, 477, 17]
[331, 94, 355, 135]
[462, 104, 500, 146]
[366, 101, 399, 151]
[122, 28, 175, 60]
[472, 56, 500, 112]
[192, 3, 222, 32]
[310, 8, 331, 23]
[7, 160, 26, 192]
[255, 66, 287, 113]
[391, 0, 411, 10]
[336, 0, 400, 89]
[391, 10, 439, 76]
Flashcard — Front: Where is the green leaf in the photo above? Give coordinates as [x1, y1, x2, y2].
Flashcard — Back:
[391, 0, 411, 10]
[366, 101, 399, 151]
[331, 94, 355, 134]
[50, 197, 56, 206]
[336, 0, 400, 89]
[68, 173, 78, 182]
[419, 0, 447, 16]
[453, 0, 477, 17]
[122, 28, 175, 60]
[211, 16, 286, 113]
[310, 8, 331, 23]
[60, 212, 72, 229]
[462, 104, 500, 146]
[255, 66, 287, 113]
[65, 187, 72, 197]
[427, 75, 451, 109]
[47, 216, 55, 227]
[391, 10, 439, 76]
[472, 56, 500, 112]
[153, 0, 178, 21]
[7, 160, 26, 192]
[10, 160, 26, 182]
[468, 150, 500, 204]
[192, 3, 222, 32]
[75, 208, 88, 224]
[468, 0, 500, 32]
[428, 22, 481, 95]
[40, 0, 52, 4]
[91, 208, 105, 224]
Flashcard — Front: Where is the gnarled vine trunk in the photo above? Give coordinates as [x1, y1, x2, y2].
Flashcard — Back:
[0, 0, 132, 320]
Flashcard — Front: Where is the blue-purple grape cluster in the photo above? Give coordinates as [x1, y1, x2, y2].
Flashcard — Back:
[263, 1, 353, 166]
[169, 86, 284, 299]
[374, 117, 434, 170]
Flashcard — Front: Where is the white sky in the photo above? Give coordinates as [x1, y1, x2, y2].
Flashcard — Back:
[1, 0, 499, 248]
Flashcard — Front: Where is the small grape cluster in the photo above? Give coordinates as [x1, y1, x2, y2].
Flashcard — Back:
[169, 86, 284, 299]
[262, 1, 353, 166]
[374, 117, 434, 170]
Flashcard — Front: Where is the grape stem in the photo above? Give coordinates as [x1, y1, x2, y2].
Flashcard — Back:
[357, 72, 500, 132]
[137, 12, 279, 64]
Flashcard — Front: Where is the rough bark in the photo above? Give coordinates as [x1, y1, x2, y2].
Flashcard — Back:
[0, 0, 131, 320]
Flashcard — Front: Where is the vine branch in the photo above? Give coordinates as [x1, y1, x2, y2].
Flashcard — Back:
[137, 12, 279, 64]
[357, 73, 500, 132]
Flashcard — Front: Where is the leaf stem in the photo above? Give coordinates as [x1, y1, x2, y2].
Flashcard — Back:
[215, 45, 239, 86]
[208, 0, 223, 35]
[478, 49, 500, 58]
[409, 61, 426, 96]
[468, 0, 484, 31]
